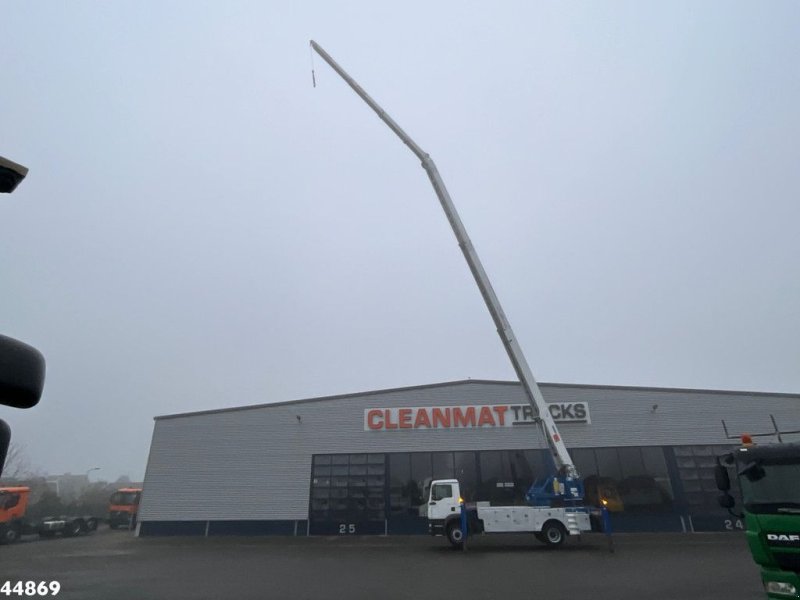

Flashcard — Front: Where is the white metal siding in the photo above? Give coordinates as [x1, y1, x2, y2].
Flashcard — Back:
[138, 381, 800, 522]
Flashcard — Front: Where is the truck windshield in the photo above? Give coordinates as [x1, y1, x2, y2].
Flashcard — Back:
[740, 462, 800, 514]
[110, 492, 140, 506]
[0, 492, 20, 510]
[431, 484, 453, 502]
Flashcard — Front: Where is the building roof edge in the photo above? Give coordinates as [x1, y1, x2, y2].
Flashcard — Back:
[154, 379, 799, 421]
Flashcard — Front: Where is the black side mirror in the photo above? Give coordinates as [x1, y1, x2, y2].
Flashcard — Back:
[0, 334, 46, 409]
[0, 334, 46, 479]
[0, 156, 28, 194]
[739, 461, 766, 482]
[717, 493, 735, 509]
[0, 419, 10, 479]
[714, 464, 731, 491]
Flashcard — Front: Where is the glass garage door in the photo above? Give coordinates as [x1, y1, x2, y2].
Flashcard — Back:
[309, 453, 386, 535]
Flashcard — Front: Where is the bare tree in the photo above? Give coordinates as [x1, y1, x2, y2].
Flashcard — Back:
[0, 441, 34, 483]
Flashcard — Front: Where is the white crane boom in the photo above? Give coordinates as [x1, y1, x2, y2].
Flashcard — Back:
[310, 40, 577, 477]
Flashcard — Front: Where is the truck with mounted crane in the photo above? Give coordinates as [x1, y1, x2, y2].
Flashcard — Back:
[309, 41, 595, 549]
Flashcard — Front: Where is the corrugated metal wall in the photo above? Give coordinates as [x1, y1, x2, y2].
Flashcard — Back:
[138, 380, 799, 522]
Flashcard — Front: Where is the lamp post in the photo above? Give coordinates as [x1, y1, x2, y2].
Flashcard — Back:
[85, 467, 100, 482]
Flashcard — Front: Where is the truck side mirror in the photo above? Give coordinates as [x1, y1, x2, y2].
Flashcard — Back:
[0, 334, 46, 409]
[714, 464, 730, 491]
[739, 461, 766, 482]
[0, 156, 28, 194]
[0, 419, 10, 480]
[0, 335, 45, 479]
[717, 493, 735, 509]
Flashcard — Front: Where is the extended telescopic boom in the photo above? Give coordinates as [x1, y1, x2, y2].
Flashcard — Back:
[310, 40, 577, 478]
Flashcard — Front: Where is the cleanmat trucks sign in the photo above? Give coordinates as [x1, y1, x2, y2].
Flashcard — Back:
[364, 403, 590, 431]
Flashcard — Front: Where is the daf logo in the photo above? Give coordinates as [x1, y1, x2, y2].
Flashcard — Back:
[767, 533, 800, 545]
[767, 534, 800, 541]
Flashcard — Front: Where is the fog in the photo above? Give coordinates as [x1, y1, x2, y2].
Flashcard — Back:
[2, 1, 798, 479]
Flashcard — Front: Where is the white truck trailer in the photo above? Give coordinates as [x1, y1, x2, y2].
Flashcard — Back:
[310, 41, 595, 548]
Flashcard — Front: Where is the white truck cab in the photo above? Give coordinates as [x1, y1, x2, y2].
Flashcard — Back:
[427, 479, 592, 549]
[427, 480, 462, 521]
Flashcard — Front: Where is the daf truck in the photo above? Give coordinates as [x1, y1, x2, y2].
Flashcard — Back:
[716, 438, 800, 599]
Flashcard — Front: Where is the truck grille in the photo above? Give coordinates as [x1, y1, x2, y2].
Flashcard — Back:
[774, 552, 800, 573]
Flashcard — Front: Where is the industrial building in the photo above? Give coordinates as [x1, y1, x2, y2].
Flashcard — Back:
[137, 379, 799, 536]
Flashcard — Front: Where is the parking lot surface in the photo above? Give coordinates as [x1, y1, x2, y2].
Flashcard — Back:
[2, 528, 764, 600]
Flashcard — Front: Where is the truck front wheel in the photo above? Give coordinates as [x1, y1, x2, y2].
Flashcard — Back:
[446, 521, 464, 549]
[539, 521, 566, 548]
[0, 524, 20, 544]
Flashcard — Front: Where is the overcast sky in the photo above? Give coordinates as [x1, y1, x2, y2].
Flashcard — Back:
[2, 1, 798, 480]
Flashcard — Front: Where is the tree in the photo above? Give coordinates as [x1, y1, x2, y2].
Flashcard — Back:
[0, 441, 35, 483]
[70, 482, 117, 517]
[26, 489, 66, 519]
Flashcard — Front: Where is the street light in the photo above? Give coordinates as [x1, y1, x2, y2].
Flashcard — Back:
[86, 467, 101, 481]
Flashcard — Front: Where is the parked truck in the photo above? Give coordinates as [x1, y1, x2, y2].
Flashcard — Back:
[108, 487, 141, 530]
[309, 41, 594, 549]
[427, 479, 590, 548]
[0, 486, 98, 544]
[716, 437, 800, 599]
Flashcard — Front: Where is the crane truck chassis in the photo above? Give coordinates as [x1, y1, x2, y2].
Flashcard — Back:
[427, 480, 592, 548]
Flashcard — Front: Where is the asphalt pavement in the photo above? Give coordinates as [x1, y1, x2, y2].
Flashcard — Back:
[1, 527, 765, 600]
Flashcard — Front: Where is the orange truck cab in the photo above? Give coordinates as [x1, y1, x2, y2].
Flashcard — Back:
[108, 488, 141, 529]
[0, 487, 31, 544]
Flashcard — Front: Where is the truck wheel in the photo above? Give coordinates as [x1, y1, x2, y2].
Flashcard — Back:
[62, 520, 82, 537]
[0, 524, 20, 544]
[539, 521, 566, 548]
[446, 521, 464, 549]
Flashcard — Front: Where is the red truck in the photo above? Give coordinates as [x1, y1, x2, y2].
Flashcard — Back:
[108, 487, 141, 530]
[0, 486, 98, 543]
